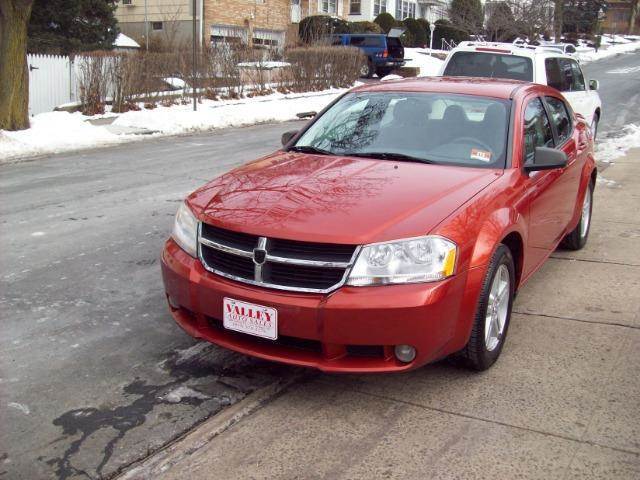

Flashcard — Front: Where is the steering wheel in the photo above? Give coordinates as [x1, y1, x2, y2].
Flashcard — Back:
[454, 137, 494, 153]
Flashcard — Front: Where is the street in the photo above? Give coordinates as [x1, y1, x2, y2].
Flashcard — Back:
[581, 51, 640, 135]
[1, 51, 640, 480]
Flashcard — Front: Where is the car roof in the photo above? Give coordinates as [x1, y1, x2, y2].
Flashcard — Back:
[450, 41, 573, 60]
[351, 76, 543, 99]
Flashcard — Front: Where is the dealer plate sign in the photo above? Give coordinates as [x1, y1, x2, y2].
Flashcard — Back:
[223, 297, 278, 340]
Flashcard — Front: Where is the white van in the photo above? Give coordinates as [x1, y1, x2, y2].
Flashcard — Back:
[439, 42, 602, 138]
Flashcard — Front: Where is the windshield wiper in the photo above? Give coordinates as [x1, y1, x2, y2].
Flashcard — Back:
[344, 152, 436, 164]
[287, 145, 334, 155]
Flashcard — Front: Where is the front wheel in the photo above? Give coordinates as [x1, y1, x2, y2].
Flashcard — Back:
[461, 244, 515, 371]
[360, 61, 374, 78]
[561, 181, 593, 250]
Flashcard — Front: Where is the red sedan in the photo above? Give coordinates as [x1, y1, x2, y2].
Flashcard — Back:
[162, 77, 596, 373]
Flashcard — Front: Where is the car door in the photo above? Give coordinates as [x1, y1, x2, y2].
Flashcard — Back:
[543, 95, 582, 229]
[523, 96, 567, 261]
[557, 58, 591, 123]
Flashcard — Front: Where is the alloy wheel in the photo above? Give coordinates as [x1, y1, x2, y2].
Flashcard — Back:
[484, 264, 510, 352]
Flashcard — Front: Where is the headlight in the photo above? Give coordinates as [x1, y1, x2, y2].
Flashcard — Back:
[171, 202, 198, 257]
[347, 236, 457, 286]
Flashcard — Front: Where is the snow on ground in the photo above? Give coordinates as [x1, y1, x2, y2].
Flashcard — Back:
[0, 111, 129, 161]
[577, 39, 640, 63]
[0, 88, 350, 162]
[596, 124, 640, 163]
[404, 48, 444, 76]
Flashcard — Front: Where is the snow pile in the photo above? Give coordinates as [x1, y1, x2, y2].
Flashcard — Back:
[577, 39, 640, 63]
[0, 111, 126, 160]
[237, 61, 290, 69]
[0, 88, 350, 161]
[596, 124, 640, 163]
[404, 48, 444, 76]
[112, 88, 347, 135]
[113, 33, 140, 49]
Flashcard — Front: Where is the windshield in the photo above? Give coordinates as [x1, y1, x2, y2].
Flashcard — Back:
[443, 51, 533, 82]
[293, 92, 511, 168]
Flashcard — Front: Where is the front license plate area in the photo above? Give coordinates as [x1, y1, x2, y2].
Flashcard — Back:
[223, 297, 278, 340]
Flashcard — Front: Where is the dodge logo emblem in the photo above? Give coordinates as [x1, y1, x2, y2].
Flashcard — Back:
[253, 248, 267, 265]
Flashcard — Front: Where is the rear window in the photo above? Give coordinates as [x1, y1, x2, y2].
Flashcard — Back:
[349, 36, 384, 47]
[443, 51, 533, 82]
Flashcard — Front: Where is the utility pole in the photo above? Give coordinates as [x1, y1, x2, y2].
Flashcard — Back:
[192, 0, 198, 111]
[144, 0, 149, 51]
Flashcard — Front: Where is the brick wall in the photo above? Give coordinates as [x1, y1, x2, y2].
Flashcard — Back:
[204, 0, 291, 34]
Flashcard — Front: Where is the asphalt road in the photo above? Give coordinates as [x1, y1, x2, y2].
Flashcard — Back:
[581, 50, 640, 135]
[1, 50, 639, 480]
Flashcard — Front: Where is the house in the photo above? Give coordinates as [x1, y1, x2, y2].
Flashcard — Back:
[206, 0, 296, 49]
[345, 0, 449, 23]
[113, 0, 200, 47]
[601, 0, 639, 34]
[294, 1, 351, 20]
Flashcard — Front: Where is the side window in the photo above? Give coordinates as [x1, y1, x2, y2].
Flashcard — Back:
[568, 60, 586, 91]
[523, 98, 554, 163]
[545, 96, 572, 144]
[349, 36, 365, 46]
[544, 58, 565, 91]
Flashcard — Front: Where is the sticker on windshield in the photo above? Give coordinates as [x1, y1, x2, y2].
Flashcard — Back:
[470, 149, 492, 163]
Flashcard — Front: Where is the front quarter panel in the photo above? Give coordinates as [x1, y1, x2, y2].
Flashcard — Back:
[431, 170, 528, 353]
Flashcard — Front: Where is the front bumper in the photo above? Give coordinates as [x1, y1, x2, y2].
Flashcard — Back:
[161, 239, 484, 373]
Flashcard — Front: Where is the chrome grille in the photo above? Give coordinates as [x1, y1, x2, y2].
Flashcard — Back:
[198, 223, 359, 293]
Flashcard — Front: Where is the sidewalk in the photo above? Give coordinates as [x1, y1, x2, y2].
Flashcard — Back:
[120, 152, 640, 480]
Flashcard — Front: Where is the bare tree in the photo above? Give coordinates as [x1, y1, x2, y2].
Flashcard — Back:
[628, 0, 638, 34]
[484, 0, 555, 42]
[0, 0, 34, 131]
[554, 0, 563, 40]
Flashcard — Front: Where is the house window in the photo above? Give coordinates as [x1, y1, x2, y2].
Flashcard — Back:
[373, 0, 386, 16]
[395, 1, 415, 20]
[320, 0, 337, 14]
[350, 0, 361, 14]
[151, 21, 163, 31]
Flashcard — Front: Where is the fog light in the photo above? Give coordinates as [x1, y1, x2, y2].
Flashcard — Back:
[394, 344, 416, 363]
[167, 295, 180, 309]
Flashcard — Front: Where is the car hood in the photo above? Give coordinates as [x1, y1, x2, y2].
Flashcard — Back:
[188, 152, 501, 245]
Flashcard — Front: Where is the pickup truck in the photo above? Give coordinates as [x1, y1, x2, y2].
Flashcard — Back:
[329, 33, 405, 78]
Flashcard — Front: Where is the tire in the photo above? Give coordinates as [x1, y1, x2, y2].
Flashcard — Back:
[461, 244, 515, 371]
[360, 61, 374, 79]
[561, 181, 593, 250]
[591, 114, 599, 141]
[375, 67, 393, 78]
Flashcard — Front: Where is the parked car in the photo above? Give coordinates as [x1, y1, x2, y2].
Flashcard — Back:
[439, 41, 602, 138]
[162, 78, 596, 373]
[540, 43, 578, 57]
[328, 33, 405, 78]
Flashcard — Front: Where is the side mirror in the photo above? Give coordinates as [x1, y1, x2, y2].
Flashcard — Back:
[589, 79, 599, 90]
[281, 130, 299, 146]
[524, 147, 568, 172]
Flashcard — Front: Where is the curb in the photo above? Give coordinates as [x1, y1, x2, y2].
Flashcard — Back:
[115, 372, 308, 480]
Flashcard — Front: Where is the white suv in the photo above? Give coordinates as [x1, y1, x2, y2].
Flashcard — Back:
[439, 42, 602, 138]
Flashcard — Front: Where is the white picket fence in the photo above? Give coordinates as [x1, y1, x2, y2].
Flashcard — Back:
[27, 53, 80, 116]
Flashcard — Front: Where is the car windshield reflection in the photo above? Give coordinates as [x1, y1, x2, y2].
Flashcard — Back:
[292, 92, 511, 168]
